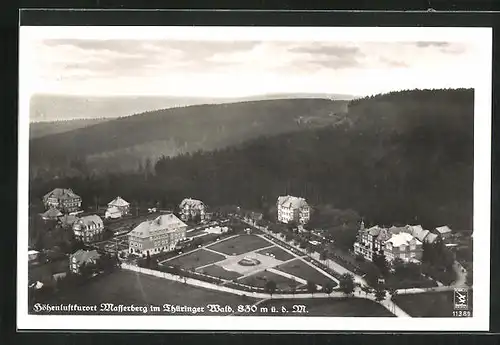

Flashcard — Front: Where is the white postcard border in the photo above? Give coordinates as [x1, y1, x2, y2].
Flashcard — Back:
[17, 26, 492, 331]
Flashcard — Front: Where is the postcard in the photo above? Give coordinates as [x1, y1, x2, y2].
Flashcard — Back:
[18, 25, 492, 331]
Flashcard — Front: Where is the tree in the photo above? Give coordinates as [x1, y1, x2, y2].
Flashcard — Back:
[320, 250, 328, 261]
[374, 287, 387, 302]
[306, 280, 317, 296]
[289, 280, 298, 295]
[373, 252, 389, 276]
[146, 251, 151, 268]
[339, 273, 355, 295]
[322, 281, 335, 295]
[265, 280, 277, 297]
[387, 287, 397, 300]
[361, 285, 373, 296]
[466, 269, 473, 287]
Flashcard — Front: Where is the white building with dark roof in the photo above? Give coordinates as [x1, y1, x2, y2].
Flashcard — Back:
[72, 215, 104, 243]
[128, 213, 188, 256]
[107, 196, 130, 217]
[179, 198, 206, 222]
[276, 195, 310, 225]
[43, 188, 82, 214]
[70, 249, 101, 274]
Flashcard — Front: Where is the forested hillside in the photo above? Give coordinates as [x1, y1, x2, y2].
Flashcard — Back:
[30, 118, 110, 139]
[29, 98, 348, 176]
[29, 89, 474, 229]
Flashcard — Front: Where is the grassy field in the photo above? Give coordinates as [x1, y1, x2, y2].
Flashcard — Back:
[255, 246, 295, 261]
[275, 259, 337, 287]
[239, 298, 395, 317]
[393, 291, 473, 317]
[198, 264, 243, 280]
[206, 235, 271, 256]
[240, 270, 299, 290]
[41, 269, 256, 315]
[163, 249, 226, 269]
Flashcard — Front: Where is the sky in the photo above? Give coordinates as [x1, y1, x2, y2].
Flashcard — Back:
[21, 28, 482, 98]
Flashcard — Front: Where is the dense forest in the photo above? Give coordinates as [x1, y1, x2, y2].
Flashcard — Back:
[29, 89, 474, 229]
[29, 98, 348, 175]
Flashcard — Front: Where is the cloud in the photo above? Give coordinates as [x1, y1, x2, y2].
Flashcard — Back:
[415, 41, 450, 48]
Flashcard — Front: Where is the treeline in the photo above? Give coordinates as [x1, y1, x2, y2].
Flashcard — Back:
[29, 89, 474, 229]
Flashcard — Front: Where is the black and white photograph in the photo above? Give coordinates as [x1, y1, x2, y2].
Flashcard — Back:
[17, 26, 492, 331]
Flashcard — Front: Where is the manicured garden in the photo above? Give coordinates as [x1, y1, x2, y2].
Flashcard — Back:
[162, 249, 226, 269]
[275, 259, 337, 287]
[240, 270, 300, 290]
[198, 264, 243, 280]
[256, 246, 295, 261]
[206, 235, 272, 256]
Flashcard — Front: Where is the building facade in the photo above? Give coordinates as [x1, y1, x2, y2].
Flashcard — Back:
[72, 215, 104, 243]
[276, 195, 310, 225]
[69, 249, 101, 274]
[179, 198, 206, 222]
[354, 224, 425, 263]
[128, 213, 188, 256]
[43, 188, 82, 214]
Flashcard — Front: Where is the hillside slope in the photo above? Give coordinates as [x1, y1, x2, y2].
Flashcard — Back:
[30, 118, 110, 139]
[29, 89, 474, 229]
[29, 98, 349, 175]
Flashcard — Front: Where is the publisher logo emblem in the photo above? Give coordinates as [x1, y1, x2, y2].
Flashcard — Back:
[454, 288, 469, 310]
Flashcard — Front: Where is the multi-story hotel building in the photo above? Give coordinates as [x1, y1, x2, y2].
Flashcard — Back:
[354, 223, 426, 263]
[128, 213, 188, 256]
[276, 195, 310, 225]
[179, 198, 206, 222]
[72, 215, 104, 243]
[43, 188, 82, 214]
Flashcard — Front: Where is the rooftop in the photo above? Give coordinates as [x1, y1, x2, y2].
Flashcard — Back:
[277, 195, 309, 209]
[180, 198, 205, 208]
[71, 249, 100, 265]
[129, 213, 187, 238]
[108, 196, 130, 207]
[43, 188, 80, 201]
[41, 207, 63, 218]
[75, 215, 103, 228]
[385, 232, 422, 247]
[436, 225, 452, 234]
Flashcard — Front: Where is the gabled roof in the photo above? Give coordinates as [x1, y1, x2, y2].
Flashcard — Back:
[180, 198, 205, 208]
[43, 188, 80, 201]
[70, 249, 100, 265]
[407, 225, 430, 243]
[366, 226, 382, 236]
[41, 207, 63, 218]
[108, 196, 129, 207]
[277, 195, 309, 209]
[425, 233, 439, 243]
[74, 215, 103, 228]
[129, 213, 187, 239]
[436, 226, 452, 234]
[385, 232, 421, 247]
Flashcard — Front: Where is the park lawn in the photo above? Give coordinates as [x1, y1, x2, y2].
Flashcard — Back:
[206, 235, 272, 256]
[240, 270, 299, 290]
[393, 290, 473, 317]
[275, 259, 337, 287]
[244, 298, 395, 317]
[256, 246, 295, 261]
[198, 264, 243, 280]
[163, 249, 226, 269]
[42, 269, 256, 315]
